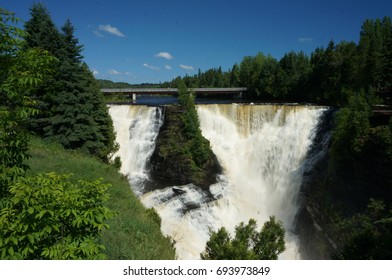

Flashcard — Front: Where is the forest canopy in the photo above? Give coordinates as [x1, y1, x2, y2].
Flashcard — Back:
[166, 16, 391, 106]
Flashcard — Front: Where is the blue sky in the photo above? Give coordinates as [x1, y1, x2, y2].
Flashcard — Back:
[3, 0, 392, 84]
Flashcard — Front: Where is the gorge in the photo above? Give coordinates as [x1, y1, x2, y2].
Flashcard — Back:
[108, 103, 330, 259]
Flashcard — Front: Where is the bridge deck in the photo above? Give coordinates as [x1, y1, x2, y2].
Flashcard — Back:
[100, 87, 247, 95]
[373, 105, 392, 115]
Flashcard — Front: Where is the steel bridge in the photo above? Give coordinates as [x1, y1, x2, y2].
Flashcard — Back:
[100, 87, 247, 100]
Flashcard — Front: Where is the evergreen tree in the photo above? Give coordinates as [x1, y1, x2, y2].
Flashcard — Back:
[358, 19, 384, 91]
[332, 89, 372, 163]
[257, 55, 278, 98]
[230, 63, 240, 87]
[23, 3, 62, 135]
[177, 80, 211, 167]
[380, 17, 392, 93]
[276, 51, 311, 101]
[24, 4, 116, 161]
[60, 19, 83, 63]
[23, 3, 63, 57]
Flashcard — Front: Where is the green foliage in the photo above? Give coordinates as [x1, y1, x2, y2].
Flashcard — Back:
[230, 63, 240, 87]
[358, 18, 385, 91]
[23, 3, 63, 58]
[276, 51, 312, 100]
[0, 173, 113, 259]
[0, 8, 55, 198]
[171, 67, 231, 89]
[380, 17, 392, 92]
[330, 88, 392, 180]
[24, 3, 117, 161]
[201, 217, 285, 260]
[334, 199, 392, 259]
[308, 41, 360, 105]
[367, 124, 392, 161]
[177, 80, 211, 167]
[201, 227, 232, 260]
[237, 53, 279, 99]
[332, 89, 372, 162]
[26, 137, 176, 259]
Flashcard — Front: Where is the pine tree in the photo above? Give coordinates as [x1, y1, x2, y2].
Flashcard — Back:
[24, 4, 116, 161]
[230, 64, 240, 87]
[24, 3, 63, 57]
[49, 19, 116, 160]
[24, 3, 62, 135]
[358, 19, 384, 91]
[380, 16, 392, 93]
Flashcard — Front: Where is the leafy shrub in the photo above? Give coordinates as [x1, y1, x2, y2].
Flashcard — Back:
[0, 173, 113, 259]
[201, 217, 285, 260]
[334, 199, 392, 259]
[0, 8, 55, 198]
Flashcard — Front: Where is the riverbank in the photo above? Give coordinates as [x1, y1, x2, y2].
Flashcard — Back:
[26, 136, 176, 259]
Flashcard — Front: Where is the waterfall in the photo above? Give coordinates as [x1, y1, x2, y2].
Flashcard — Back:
[108, 105, 163, 195]
[109, 104, 327, 259]
[196, 104, 327, 258]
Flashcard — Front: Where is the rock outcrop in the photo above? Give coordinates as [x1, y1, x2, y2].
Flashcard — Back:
[149, 105, 221, 189]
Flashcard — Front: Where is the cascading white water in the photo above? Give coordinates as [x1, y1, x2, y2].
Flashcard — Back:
[109, 103, 327, 260]
[198, 104, 326, 255]
[108, 105, 163, 195]
[141, 104, 326, 259]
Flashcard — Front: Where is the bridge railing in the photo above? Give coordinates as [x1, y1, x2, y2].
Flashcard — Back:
[100, 87, 247, 94]
[100, 87, 247, 101]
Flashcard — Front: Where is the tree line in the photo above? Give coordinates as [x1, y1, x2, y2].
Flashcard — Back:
[169, 16, 391, 106]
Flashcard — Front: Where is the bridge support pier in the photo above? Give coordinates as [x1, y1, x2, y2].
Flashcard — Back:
[132, 93, 136, 101]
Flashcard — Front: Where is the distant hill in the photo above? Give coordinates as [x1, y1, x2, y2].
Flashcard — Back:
[97, 79, 169, 89]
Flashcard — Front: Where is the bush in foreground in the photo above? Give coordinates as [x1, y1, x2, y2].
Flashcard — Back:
[201, 216, 285, 260]
[0, 173, 113, 259]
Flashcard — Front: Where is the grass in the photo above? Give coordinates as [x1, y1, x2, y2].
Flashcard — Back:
[26, 136, 176, 260]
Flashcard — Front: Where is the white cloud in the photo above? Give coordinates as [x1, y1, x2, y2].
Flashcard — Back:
[164, 65, 172, 70]
[108, 69, 121, 75]
[155, 52, 174, 60]
[124, 72, 137, 78]
[179, 64, 194, 71]
[92, 69, 100, 76]
[143, 63, 160, 71]
[94, 30, 105, 38]
[298, 37, 313, 44]
[99, 24, 126, 38]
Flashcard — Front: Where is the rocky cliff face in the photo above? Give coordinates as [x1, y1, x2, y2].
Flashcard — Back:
[295, 108, 338, 259]
[149, 105, 221, 190]
[296, 106, 392, 259]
